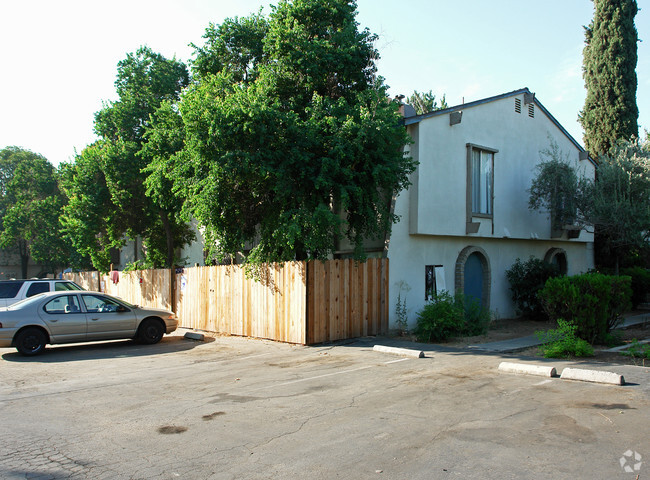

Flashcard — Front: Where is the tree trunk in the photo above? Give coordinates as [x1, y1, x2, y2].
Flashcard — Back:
[19, 240, 29, 278]
[160, 211, 174, 268]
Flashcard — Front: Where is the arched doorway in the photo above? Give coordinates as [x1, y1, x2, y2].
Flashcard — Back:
[464, 252, 484, 304]
[455, 246, 491, 309]
[544, 248, 568, 275]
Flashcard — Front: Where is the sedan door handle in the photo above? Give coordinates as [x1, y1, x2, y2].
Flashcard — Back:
[91, 318, 100, 321]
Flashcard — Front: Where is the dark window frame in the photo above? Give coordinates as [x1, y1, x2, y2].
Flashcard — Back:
[466, 144, 498, 231]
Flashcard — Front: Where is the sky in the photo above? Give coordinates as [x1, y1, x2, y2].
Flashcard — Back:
[1, 0, 648, 166]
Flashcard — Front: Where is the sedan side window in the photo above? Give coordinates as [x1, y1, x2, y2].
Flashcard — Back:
[0, 281, 24, 299]
[55, 281, 84, 291]
[81, 295, 125, 313]
[26, 282, 49, 297]
[44, 295, 81, 314]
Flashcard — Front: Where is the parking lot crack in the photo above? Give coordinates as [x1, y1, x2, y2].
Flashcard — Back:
[247, 390, 367, 455]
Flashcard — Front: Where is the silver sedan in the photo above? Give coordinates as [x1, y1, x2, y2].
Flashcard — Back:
[0, 291, 178, 355]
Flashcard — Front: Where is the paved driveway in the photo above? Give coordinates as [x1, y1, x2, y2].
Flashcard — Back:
[0, 332, 648, 479]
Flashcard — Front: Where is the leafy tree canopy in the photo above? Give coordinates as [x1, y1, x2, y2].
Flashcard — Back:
[528, 140, 586, 231]
[579, 0, 639, 157]
[0, 146, 72, 276]
[190, 12, 269, 83]
[175, 0, 414, 264]
[62, 47, 193, 271]
[529, 139, 650, 272]
[407, 90, 448, 115]
[583, 139, 650, 269]
[59, 142, 124, 270]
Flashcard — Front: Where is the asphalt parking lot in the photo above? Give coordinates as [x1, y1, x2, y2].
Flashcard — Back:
[1, 331, 648, 480]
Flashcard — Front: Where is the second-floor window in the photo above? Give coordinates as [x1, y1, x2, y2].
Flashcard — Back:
[469, 145, 495, 216]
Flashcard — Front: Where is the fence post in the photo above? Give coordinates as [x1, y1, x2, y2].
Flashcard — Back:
[381, 258, 389, 334]
[170, 268, 176, 313]
[305, 261, 311, 344]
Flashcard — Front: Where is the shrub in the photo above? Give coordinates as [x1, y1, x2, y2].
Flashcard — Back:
[621, 339, 650, 359]
[123, 259, 155, 271]
[535, 319, 594, 358]
[620, 267, 650, 308]
[414, 291, 490, 342]
[538, 273, 631, 344]
[394, 280, 411, 335]
[505, 257, 560, 320]
[463, 296, 492, 336]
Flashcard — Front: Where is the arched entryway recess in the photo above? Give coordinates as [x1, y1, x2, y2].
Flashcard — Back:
[455, 246, 491, 309]
[544, 247, 568, 275]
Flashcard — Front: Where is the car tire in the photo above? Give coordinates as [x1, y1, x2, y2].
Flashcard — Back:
[14, 327, 47, 356]
[137, 319, 165, 345]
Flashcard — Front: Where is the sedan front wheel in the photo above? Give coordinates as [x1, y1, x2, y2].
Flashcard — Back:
[137, 319, 164, 345]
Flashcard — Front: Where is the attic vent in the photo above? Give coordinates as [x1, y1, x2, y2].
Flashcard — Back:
[528, 103, 535, 118]
[514, 98, 521, 113]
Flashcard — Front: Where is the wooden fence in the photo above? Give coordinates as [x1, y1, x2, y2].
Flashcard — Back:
[307, 259, 388, 344]
[174, 263, 307, 344]
[63, 259, 388, 345]
[63, 269, 173, 311]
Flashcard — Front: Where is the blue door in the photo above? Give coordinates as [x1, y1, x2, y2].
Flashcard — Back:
[464, 253, 484, 306]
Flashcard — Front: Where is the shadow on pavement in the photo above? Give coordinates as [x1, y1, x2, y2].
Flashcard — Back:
[1, 334, 215, 363]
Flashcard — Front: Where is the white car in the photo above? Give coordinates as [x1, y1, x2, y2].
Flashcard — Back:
[0, 279, 83, 307]
[0, 291, 178, 355]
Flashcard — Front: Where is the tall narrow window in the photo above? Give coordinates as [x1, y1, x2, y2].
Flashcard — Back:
[425, 266, 435, 301]
[471, 148, 493, 215]
[425, 265, 445, 301]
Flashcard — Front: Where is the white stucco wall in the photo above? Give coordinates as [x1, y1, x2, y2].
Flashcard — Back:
[408, 93, 594, 241]
[115, 219, 207, 270]
[0, 248, 44, 279]
[180, 220, 206, 266]
[388, 91, 596, 327]
[118, 238, 140, 270]
[388, 227, 594, 326]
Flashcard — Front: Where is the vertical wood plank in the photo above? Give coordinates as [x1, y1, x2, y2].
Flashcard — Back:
[63, 259, 385, 346]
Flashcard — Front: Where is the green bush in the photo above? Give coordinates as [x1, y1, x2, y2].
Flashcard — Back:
[620, 339, 650, 359]
[538, 273, 631, 344]
[535, 319, 594, 358]
[505, 257, 561, 320]
[463, 296, 492, 336]
[414, 291, 490, 342]
[620, 267, 650, 308]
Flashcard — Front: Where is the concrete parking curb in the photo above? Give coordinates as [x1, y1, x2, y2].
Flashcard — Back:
[373, 345, 425, 358]
[184, 332, 205, 341]
[560, 367, 625, 385]
[498, 362, 557, 377]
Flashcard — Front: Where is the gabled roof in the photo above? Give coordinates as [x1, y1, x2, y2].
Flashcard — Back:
[403, 87, 593, 164]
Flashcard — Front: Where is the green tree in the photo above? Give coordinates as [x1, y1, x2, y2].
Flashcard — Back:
[0, 146, 71, 277]
[190, 12, 269, 82]
[528, 139, 650, 273]
[582, 139, 650, 272]
[407, 90, 448, 115]
[62, 47, 193, 270]
[528, 140, 586, 231]
[59, 142, 123, 271]
[175, 0, 414, 264]
[140, 102, 196, 267]
[579, 0, 639, 157]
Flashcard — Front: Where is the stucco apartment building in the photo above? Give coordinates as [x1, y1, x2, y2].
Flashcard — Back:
[388, 88, 595, 326]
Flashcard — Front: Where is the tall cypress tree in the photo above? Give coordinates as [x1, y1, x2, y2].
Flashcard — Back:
[579, 0, 639, 158]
